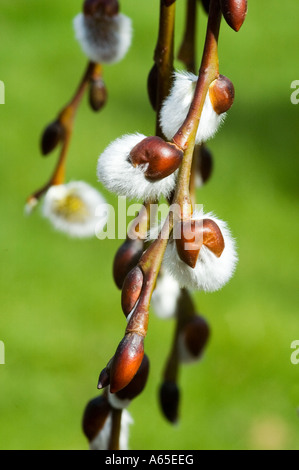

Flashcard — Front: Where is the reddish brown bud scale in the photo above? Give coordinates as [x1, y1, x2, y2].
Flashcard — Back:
[159, 381, 180, 424]
[183, 316, 210, 359]
[89, 78, 107, 112]
[121, 266, 144, 317]
[110, 333, 145, 393]
[209, 75, 235, 115]
[176, 219, 225, 268]
[220, 0, 248, 32]
[202, 219, 225, 258]
[130, 136, 183, 181]
[176, 220, 203, 269]
[83, 0, 119, 17]
[41, 121, 64, 156]
[82, 396, 111, 441]
[113, 239, 144, 290]
[116, 354, 150, 401]
[97, 367, 111, 390]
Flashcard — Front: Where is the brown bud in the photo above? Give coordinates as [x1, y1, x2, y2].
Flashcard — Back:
[197, 145, 213, 184]
[130, 136, 183, 181]
[176, 218, 225, 268]
[220, 0, 248, 32]
[147, 64, 158, 111]
[83, 0, 119, 17]
[89, 78, 107, 112]
[82, 395, 111, 442]
[116, 354, 150, 401]
[163, 0, 176, 6]
[182, 315, 210, 359]
[110, 333, 145, 393]
[97, 366, 111, 390]
[159, 381, 180, 424]
[113, 239, 144, 290]
[121, 266, 144, 317]
[201, 0, 210, 14]
[209, 75, 235, 115]
[41, 120, 64, 156]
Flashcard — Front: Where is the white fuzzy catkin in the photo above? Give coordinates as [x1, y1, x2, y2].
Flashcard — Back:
[160, 71, 226, 144]
[42, 181, 107, 238]
[107, 388, 131, 410]
[151, 270, 181, 320]
[73, 12, 132, 64]
[90, 409, 133, 451]
[163, 211, 238, 292]
[97, 133, 178, 201]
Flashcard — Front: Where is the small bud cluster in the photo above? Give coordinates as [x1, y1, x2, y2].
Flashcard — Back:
[94, 0, 246, 446]
[26, 0, 133, 238]
[27, 0, 248, 450]
[83, 355, 149, 450]
[74, 0, 132, 64]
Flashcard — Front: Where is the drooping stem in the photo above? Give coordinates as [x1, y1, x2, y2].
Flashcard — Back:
[163, 289, 196, 383]
[127, 199, 156, 242]
[127, 1, 222, 338]
[108, 409, 122, 450]
[178, 0, 198, 74]
[154, 0, 176, 138]
[173, 0, 222, 218]
[27, 61, 99, 203]
[124, 1, 177, 335]
[126, 211, 174, 338]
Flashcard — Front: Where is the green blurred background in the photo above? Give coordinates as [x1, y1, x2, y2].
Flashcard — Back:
[0, 0, 299, 450]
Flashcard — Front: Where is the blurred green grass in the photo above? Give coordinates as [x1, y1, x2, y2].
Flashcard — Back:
[0, 0, 299, 450]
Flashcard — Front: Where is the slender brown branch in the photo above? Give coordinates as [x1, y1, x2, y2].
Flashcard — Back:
[126, 211, 174, 338]
[124, 0, 177, 336]
[163, 289, 196, 383]
[108, 409, 122, 450]
[172, 0, 222, 218]
[154, 0, 176, 138]
[128, 1, 222, 331]
[173, 0, 221, 151]
[27, 61, 98, 203]
[178, 0, 198, 74]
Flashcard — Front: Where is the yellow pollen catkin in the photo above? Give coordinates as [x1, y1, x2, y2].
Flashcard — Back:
[53, 194, 90, 222]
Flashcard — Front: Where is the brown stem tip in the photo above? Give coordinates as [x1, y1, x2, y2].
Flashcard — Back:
[84, 0, 119, 17]
[183, 315, 210, 359]
[121, 267, 144, 317]
[41, 120, 65, 156]
[197, 145, 214, 184]
[220, 0, 248, 32]
[116, 354, 150, 401]
[147, 64, 159, 111]
[113, 239, 144, 290]
[159, 381, 180, 424]
[89, 78, 108, 112]
[163, 0, 176, 6]
[209, 75, 235, 115]
[110, 333, 145, 394]
[82, 395, 111, 442]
